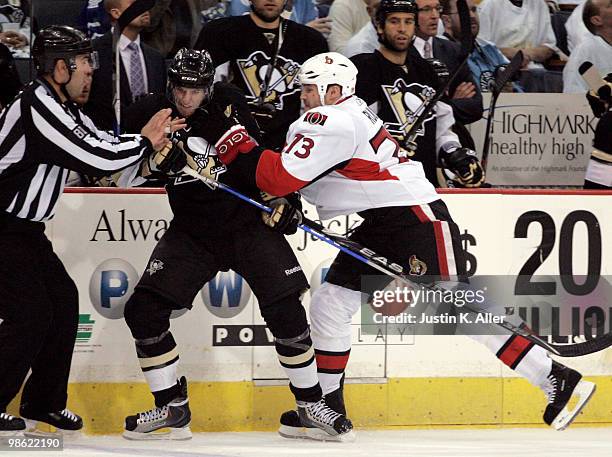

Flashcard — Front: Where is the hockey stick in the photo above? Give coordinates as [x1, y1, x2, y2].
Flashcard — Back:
[481, 50, 523, 172]
[180, 167, 612, 357]
[402, 0, 474, 149]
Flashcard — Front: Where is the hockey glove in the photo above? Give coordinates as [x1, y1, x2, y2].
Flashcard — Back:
[261, 193, 303, 235]
[181, 139, 228, 182]
[140, 141, 187, 178]
[215, 124, 258, 165]
[586, 73, 612, 118]
[439, 147, 486, 188]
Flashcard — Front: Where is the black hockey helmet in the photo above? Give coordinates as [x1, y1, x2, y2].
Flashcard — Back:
[376, 0, 419, 27]
[168, 48, 215, 91]
[32, 25, 98, 75]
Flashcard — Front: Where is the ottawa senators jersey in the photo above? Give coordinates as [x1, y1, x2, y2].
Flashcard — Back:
[195, 15, 328, 150]
[351, 49, 458, 185]
[255, 96, 439, 220]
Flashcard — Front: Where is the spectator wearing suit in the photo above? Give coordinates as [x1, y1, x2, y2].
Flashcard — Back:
[563, 0, 612, 93]
[84, 0, 166, 131]
[413, 0, 483, 125]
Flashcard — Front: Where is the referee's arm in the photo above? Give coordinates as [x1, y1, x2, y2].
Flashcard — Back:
[29, 85, 151, 176]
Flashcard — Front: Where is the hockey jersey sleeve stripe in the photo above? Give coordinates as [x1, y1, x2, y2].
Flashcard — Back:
[336, 158, 399, 182]
[256, 149, 309, 196]
[31, 107, 146, 172]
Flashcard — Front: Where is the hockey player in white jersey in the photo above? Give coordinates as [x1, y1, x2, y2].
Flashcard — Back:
[185, 52, 596, 438]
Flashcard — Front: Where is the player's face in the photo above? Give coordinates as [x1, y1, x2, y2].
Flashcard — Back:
[416, 0, 441, 38]
[300, 84, 322, 110]
[379, 12, 416, 51]
[173, 86, 207, 117]
[250, 0, 285, 22]
[66, 54, 94, 104]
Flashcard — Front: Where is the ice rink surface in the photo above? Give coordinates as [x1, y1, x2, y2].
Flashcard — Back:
[19, 427, 612, 457]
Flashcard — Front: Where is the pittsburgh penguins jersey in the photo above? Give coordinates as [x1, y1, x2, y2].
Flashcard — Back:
[255, 96, 439, 220]
[195, 15, 328, 150]
[351, 49, 459, 185]
[122, 83, 263, 233]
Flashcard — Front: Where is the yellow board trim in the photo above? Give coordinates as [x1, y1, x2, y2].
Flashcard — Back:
[7, 376, 612, 434]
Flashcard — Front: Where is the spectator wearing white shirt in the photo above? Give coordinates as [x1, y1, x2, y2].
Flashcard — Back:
[565, 0, 591, 53]
[563, 0, 612, 93]
[478, 0, 557, 68]
[327, 0, 370, 53]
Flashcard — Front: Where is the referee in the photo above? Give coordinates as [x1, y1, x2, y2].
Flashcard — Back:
[0, 25, 176, 435]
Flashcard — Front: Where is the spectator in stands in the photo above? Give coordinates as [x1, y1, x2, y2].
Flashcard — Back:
[84, 0, 166, 131]
[139, 0, 195, 58]
[0, 42, 21, 109]
[441, 0, 521, 92]
[583, 73, 611, 188]
[566, 0, 592, 53]
[219, 0, 333, 35]
[413, 0, 483, 125]
[195, 0, 328, 150]
[79, 0, 112, 38]
[345, 0, 380, 57]
[0, 0, 31, 53]
[478, 0, 557, 68]
[563, 0, 612, 93]
[327, 0, 370, 53]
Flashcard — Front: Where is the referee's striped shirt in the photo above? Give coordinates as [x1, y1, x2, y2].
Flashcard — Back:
[0, 78, 151, 222]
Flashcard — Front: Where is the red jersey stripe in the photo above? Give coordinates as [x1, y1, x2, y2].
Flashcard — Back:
[256, 150, 309, 196]
[336, 158, 399, 181]
[498, 336, 532, 368]
[433, 221, 450, 278]
[315, 353, 351, 371]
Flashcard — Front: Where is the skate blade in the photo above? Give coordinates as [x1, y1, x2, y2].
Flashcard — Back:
[0, 430, 25, 437]
[23, 420, 81, 440]
[304, 427, 356, 443]
[278, 424, 308, 440]
[123, 425, 192, 441]
[552, 380, 596, 431]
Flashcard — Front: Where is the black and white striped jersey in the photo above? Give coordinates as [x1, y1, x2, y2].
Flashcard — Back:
[0, 78, 151, 222]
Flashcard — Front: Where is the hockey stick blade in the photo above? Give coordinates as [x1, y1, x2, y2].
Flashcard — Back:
[493, 50, 523, 96]
[181, 168, 612, 357]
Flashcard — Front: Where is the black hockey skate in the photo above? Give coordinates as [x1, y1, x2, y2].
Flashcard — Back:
[19, 405, 82, 437]
[279, 377, 349, 441]
[296, 398, 354, 441]
[123, 376, 192, 440]
[0, 413, 26, 436]
[542, 361, 596, 431]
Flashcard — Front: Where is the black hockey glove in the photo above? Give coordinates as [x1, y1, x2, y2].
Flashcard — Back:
[586, 73, 612, 118]
[261, 192, 303, 235]
[200, 102, 243, 145]
[439, 147, 486, 188]
[140, 140, 187, 178]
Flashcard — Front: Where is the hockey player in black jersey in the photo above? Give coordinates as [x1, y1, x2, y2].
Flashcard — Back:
[351, 0, 485, 187]
[119, 48, 353, 441]
[194, 0, 328, 150]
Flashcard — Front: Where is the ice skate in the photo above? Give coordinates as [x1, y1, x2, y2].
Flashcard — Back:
[542, 361, 596, 431]
[19, 406, 82, 438]
[123, 377, 192, 440]
[0, 413, 26, 437]
[294, 398, 354, 442]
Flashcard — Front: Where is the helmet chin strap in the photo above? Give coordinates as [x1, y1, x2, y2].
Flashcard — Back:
[52, 58, 74, 101]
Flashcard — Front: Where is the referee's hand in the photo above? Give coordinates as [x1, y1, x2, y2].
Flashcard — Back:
[141, 109, 186, 151]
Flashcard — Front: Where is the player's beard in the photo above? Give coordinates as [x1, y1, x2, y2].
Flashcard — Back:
[379, 30, 413, 53]
[251, 3, 284, 23]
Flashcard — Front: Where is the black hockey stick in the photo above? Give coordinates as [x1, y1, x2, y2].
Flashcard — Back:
[181, 168, 612, 357]
[403, 0, 474, 149]
[481, 50, 523, 172]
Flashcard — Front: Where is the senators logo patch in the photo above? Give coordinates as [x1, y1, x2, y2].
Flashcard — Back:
[408, 255, 427, 276]
[304, 111, 328, 126]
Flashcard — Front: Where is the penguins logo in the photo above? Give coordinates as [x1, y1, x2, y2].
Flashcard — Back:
[237, 51, 301, 110]
[382, 79, 436, 153]
[408, 255, 427, 276]
[173, 137, 227, 189]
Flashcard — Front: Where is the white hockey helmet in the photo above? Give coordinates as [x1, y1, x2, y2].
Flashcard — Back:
[299, 52, 358, 105]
